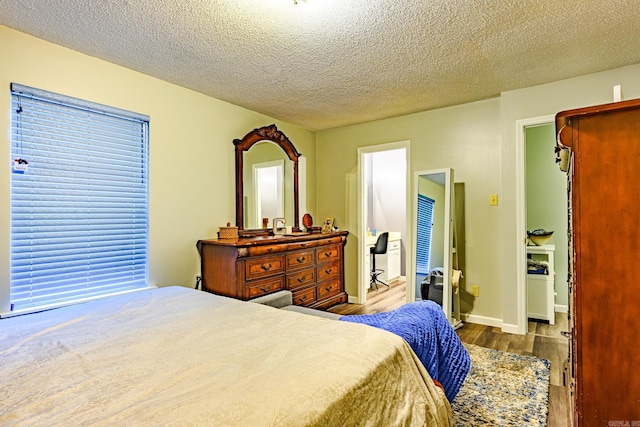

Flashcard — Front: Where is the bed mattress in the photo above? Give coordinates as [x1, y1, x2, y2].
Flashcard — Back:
[0, 286, 451, 426]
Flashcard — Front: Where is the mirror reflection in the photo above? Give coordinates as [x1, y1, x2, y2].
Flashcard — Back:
[253, 160, 283, 227]
[416, 173, 446, 290]
[243, 141, 294, 229]
[413, 168, 462, 328]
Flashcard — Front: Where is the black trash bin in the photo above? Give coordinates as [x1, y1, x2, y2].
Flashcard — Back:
[420, 268, 444, 304]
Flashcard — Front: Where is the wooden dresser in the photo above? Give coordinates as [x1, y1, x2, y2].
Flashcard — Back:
[556, 99, 640, 426]
[197, 231, 348, 309]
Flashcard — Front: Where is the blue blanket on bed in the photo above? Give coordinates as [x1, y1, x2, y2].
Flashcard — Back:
[339, 300, 470, 401]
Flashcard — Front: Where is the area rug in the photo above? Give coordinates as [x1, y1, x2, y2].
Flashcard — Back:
[451, 344, 550, 426]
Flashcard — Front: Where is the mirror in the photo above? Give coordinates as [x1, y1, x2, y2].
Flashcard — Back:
[412, 168, 461, 328]
[235, 124, 300, 235]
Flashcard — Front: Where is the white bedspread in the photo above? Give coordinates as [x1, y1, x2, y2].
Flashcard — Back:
[0, 286, 451, 426]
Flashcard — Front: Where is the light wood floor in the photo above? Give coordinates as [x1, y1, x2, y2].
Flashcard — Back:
[329, 278, 569, 427]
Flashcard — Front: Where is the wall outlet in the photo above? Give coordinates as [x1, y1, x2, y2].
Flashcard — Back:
[489, 194, 498, 206]
[471, 285, 480, 297]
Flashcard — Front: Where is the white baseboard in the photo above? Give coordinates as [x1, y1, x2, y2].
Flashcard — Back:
[555, 304, 568, 313]
[348, 295, 360, 304]
[460, 313, 503, 329]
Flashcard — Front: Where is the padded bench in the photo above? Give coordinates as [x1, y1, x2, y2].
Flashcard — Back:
[250, 290, 341, 320]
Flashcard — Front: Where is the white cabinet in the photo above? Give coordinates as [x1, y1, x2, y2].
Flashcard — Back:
[385, 239, 401, 281]
[366, 232, 402, 286]
[526, 244, 555, 325]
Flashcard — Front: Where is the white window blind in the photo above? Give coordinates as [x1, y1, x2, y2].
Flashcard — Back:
[8, 83, 150, 315]
[416, 194, 435, 275]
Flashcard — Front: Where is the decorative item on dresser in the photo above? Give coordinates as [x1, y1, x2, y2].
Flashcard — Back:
[198, 124, 348, 310]
[197, 231, 348, 309]
[556, 98, 640, 426]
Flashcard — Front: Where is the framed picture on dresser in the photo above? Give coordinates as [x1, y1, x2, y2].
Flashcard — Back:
[322, 217, 334, 233]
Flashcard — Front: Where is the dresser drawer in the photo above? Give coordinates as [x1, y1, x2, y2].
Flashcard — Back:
[317, 279, 341, 300]
[286, 240, 316, 251]
[285, 250, 315, 271]
[317, 261, 341, 281]
[388, 240, 401, 251]
[286, 268, 316, 290]
[246, 275, 285, 298]
[247, 245, 283, 256]
[316, 245, 341, 264]
[245, 255, 285, 280]
[292, 286, 316, 306]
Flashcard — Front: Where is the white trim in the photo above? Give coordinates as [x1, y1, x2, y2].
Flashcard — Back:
[514, 115, 555, 335]
[356, 141, 410, 305]
[555, 304, 568, 313]
[461, 313, 504, 329]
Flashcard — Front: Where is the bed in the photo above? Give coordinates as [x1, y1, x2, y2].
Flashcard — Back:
[0, 286, 452, 426]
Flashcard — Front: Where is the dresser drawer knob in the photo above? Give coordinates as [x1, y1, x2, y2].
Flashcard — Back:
[325, 286, 333, 292]
[268, 247, 274, 253]
[323, 252, 332, 258]
[260, 286, 270, 292]
[325, 269, 332, 274]
[261, 263, 273, 271]
[297, 277, 305, 283]
[296, 256, 306, 263]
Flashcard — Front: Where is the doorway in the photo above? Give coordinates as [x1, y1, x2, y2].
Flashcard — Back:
[516, 116, 568, 334]
[357, 141, 409, 304]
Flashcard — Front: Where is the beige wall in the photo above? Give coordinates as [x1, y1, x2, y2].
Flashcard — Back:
[0, 26, 316, 312]
[316, 99, 502, 320]
[318, 62, 640, 327]
[499, 63, 640, 328]
[4, 25, 640, 327]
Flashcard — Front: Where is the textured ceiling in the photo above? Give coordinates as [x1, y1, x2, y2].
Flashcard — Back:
[1, 0, 640, 130]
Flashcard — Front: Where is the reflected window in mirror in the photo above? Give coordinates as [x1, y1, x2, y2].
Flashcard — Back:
[243, 142, 294, 229]
[416, 194, 435, 275]
[252, 160, 284, 229]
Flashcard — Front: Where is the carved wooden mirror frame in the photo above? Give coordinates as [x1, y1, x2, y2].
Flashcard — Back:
[234, 124, 301, 236]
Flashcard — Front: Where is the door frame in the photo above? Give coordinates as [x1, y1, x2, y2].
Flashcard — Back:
[356, 140, 410, 304]
[514, 114, 555, 335]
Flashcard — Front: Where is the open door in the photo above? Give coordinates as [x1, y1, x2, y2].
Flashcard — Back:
[412, 168, 460, 327]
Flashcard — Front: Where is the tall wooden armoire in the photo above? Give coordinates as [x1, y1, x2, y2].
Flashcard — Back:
[556, 99, 640, 426]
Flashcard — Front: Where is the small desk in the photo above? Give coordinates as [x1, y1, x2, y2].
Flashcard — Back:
[526, 244, 555, 325]
[365, 232, 402, 286]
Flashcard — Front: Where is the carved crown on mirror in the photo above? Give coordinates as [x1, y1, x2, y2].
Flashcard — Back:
[234, 124, 301, 237]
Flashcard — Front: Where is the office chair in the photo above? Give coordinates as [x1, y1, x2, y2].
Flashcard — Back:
[370, 232, 389, 290]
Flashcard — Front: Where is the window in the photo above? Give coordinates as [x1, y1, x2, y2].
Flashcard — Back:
[416, 194, 435, 275]
[7, 83, 150, 316]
